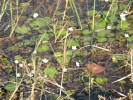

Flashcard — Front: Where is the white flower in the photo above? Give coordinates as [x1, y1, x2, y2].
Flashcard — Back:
[28, 73, 33, 77]
[120, 13, 126, 21]
[67, 27, 74, 32]
[14, 60, 19, 64]
[124, 34, 129, 37]
[27, 63, 31, 66]
[63, 68, 67, 72]
[72, 46, 77, 50]
[107, 26, 111, 29]
[42, 58, 48, 63]
[76, 61, 80, 67]
[33, 13, 38, 18]
[33, 50, 37, 54]
[19, 63, 23, 67]
[105, 0, 108, 2]
[16, 73, 21, 77]
[31, 70, 35, 74]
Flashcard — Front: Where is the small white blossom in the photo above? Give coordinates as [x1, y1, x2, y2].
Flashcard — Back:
[14, 60, 19, 64]
[42, 58, 48, 63]
[33, 50, 37, 54]
[16, 73, 21, 77]
[63, 68, 67, 72]
[120, 13, 126, 21]
[31, 70, 35, 74]
[27, 63, 31, 66]
[72, 46, 77, 50]
[105, 0, 109, 2]
[107, 26, 111, 29]
[28, 73, 34, 77]
[76, 61, 80, 67]
[33, 13, 38, 18]
[19, 63, 23, 67]
[124, 34, 129, 37]
[67, 27, 74, 32]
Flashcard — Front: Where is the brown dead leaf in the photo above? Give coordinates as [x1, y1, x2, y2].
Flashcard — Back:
[86, 64, 105, 74]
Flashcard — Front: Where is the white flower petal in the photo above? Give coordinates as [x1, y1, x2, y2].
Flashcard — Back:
[42, 58, 48, 63]
[124, 34, 129, 37]
[76, 62, 80, 67]
[19, 63, 23, 67]
[14, 60, 19, 64]
[16, 73, 21, 77]
[105, 0, 108, 2]
[72, 46, 77, 50]
[63, 68, 67, 72]
[27, 63, 31, 66]
[33, 13, 38, 18]
[107, 26, 111, 29]
[67, 27, 74, 32]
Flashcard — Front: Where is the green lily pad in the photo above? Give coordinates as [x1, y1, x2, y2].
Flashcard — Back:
[23, 40, 31, 46]
[82, 29, 92, 35]
[30, 20, 46, 28]
[94, 20, 106, 29]
[56, 56, 71, 64]
[15, 26, 31, 34]
[55, 30, 67, 36]
[54, 52, 63, 57]
[67, 39, 80, 47]
[96, 30, 110, 37]
[37, 44, 49, 52]
[86, 10, 98, 17]
[95, 77, 107, 85]
[127, 37, 133, 42]
[108, 38, 115, 42]
[126, 43, 133, 48]
[117, 21, 130, 29]
[15, 55, 23, 60]
[106, 33, 114, 37]
[45, 67, 58, 77]
[97, 37, 107, 43]
[4, 84, 16, 92]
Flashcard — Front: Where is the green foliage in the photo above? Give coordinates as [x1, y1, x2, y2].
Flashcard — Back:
[86, 10, 98, 17]
[37, 44, 49, 52]
[67, 39, 80, 47]
[15, 55, 23, 60]
[45, 67, 58, 77]
[82, 29, 93, 35]
[15, 26, 31, 34]
[4, 84, 16, 92]
[97, 37, 107, 43]
[95, 77, 107, 85]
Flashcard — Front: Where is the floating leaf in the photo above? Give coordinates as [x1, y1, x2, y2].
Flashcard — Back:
[55, 30, 67, 36]
[95, 77, 107, 85]
[86, 64, 105, 74]
[4, 84, 16, 92]
[97, 37, 107, 42]
[67, 39, 80, 47]
[126, 43, 133, 48]
[82, 29, 92, 35]
[108, 38, 115, 42]
[37, 44, 49, 52]
[54, 52, 63, 57]
[15, 26, 31, 34]
[56, 56, 71, 64]
[15, 55, 23, 60]
[86, 10, 98, 17]
[127, 37, 133, 42]
[45, 67, 58, 77]
[94, 20, 106, 29]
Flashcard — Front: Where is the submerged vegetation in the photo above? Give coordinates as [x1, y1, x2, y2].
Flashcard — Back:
[0, 0, 133, 100]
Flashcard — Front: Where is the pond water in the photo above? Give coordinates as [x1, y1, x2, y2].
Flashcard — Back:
[0, 0, 133, 100]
